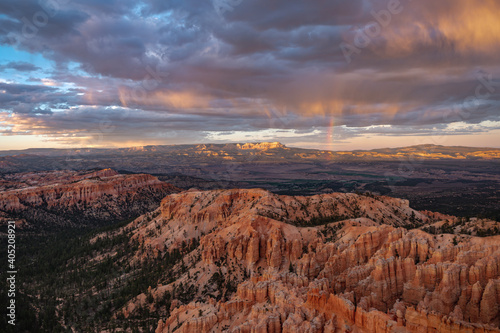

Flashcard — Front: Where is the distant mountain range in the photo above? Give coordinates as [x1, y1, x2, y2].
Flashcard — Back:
[1, 142, 500, 160]
[1, 142, 499, 176]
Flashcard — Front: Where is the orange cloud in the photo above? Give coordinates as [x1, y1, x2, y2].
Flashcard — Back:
[350, 0, 500, 59]
[152, 90, 211, 109]
[431, 0, 500, 53]
[117, 87, 212, 110]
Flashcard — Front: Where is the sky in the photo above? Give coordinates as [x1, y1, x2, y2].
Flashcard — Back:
[0, 0, 500, 151]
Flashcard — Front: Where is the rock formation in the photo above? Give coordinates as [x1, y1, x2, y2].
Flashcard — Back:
[112, 188, 500, 332]
[0, 169, 179, 228]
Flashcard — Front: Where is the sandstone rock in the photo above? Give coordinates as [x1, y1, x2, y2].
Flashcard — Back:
[128, 188, 500, 333]
[0, 169, 179, 227]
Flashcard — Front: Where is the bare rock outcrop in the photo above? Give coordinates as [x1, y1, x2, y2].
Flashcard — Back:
[119, 188, 500, 333]
[0, 169, 179, 228]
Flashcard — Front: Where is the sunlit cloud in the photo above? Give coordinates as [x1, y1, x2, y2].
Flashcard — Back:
[0, 0, 499, 149]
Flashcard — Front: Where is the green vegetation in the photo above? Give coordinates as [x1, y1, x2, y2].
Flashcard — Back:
[202, 270, 237, 302]
[319, 222, 345, 242]
[422, 220, 500, 237]
[0, 218, 198, 332]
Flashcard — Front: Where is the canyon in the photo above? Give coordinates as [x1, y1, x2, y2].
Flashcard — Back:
[1, 167, 499, 332]
[115, 189, 500, 332]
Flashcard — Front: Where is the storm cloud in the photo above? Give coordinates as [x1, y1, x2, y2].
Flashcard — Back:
[0, 0, 499, 148]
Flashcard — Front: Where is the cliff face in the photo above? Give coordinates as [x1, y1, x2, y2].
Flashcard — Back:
[115, 188, 500, 333]
[235, 142, 286, 150]
[0, 169, 179, 228]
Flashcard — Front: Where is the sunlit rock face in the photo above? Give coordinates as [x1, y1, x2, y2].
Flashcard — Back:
[0, 169, 179, 228]
[116, 188, 500, 332]
[235, 142, 287, 150]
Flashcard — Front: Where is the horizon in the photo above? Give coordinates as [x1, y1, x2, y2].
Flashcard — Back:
[1, 140, 500, 155]
[1, 1, 500, 150]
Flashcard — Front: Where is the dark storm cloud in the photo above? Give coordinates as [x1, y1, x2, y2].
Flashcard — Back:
[0, 82, 54, 95]
[0, 0, 499, 146]
[0, 61, 40, 72]
[0, 82, 81, 114]
[0, 106, 272, 146]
